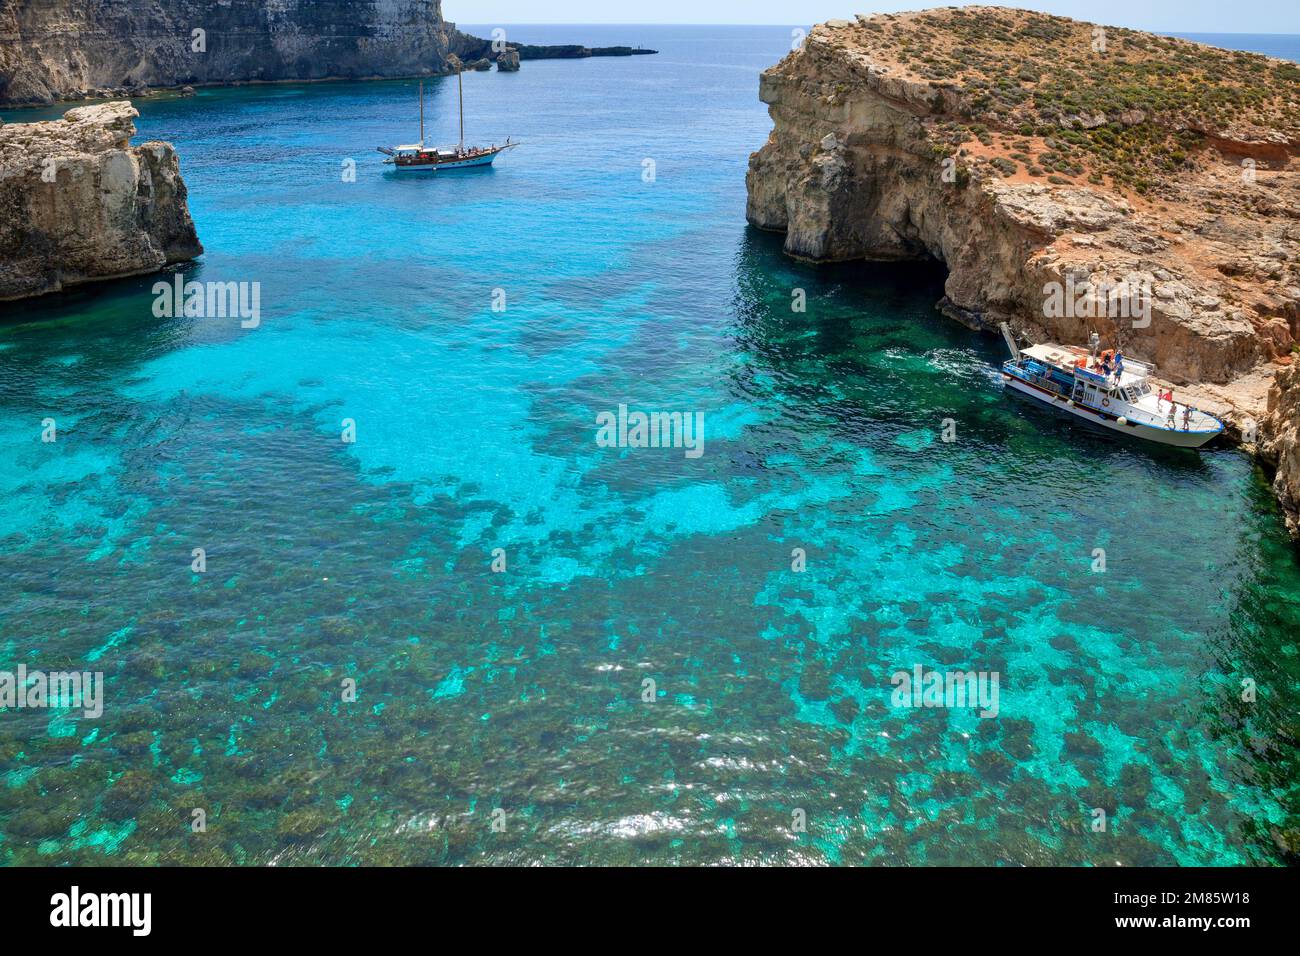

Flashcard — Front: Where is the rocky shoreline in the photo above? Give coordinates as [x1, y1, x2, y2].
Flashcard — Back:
[0, 1, 655, 108]
[0, 2, 656, 300]
[746, 8, 1300, 537]
[0, 102, 200, 301]
[1264, 363, 1300, 537]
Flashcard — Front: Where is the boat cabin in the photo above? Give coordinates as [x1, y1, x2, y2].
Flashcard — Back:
[998, 328, 1224, 447]
[1017, 344, 1155, 401]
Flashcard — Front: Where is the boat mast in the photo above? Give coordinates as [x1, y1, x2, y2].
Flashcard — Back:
[457, 66, 464, 151]
[419, 79, 424, 146]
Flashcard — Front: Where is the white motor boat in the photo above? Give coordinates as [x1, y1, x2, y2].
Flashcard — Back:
[998, 325, 1224, 448]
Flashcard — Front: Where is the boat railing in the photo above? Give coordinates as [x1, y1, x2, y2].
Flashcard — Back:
[1118, 359, 1153, 384]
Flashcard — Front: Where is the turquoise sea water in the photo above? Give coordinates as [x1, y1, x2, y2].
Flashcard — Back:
[1178, 33, 1300, 61]
[1, 26, 1299, 866]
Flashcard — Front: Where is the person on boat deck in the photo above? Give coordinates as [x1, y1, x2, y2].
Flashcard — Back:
[1101, 353, 1112, 376]
[1183, 405, 1191, 431]
[1167, 403, 1176, 427]
[1113, 351, 1124, 379]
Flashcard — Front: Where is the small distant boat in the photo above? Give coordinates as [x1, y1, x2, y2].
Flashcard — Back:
[377, 70, 516, 172]
[998, 324, 1224, 448]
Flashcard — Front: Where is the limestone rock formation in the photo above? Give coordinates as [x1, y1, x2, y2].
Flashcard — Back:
[0, 1, 656, 105]
[0, 0, 490, 104]
[1264, 366, 1300, 538]
[496, 49, 522, 73]
[746, 7, 1300, 534]
[0, 101, 202, 300]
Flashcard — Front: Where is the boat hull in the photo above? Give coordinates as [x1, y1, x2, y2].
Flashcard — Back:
[433, 152, 498, 170]
[392, 149, 502, 172]
[1001, 373, 1219, 448]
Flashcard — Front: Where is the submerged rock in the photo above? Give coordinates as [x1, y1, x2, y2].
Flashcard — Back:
[0, 100, 202, 300]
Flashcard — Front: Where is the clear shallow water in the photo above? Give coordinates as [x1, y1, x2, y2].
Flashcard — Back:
[1, 26, 1299, 866]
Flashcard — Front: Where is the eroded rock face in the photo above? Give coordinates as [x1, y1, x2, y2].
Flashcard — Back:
[0, 2, 652, 104]
[747, 9, 1300, 536]
[0, 101, 202, 300]
[0, 0, 481, 105]
[747, 22, 1296, 387]
[1264, 366, 1300, 539]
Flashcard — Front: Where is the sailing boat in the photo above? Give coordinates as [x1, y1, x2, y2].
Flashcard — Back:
[377, 68, 516, 172]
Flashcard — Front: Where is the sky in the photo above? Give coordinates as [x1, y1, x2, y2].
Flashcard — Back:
[450, 1, 1299, 34]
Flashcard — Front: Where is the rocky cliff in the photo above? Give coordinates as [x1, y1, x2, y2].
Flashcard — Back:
[0, 0, 480, 104]
[747, 7, 1300, 535]
[0, 101, 201, 300]
[1264, 364, 1300, 538]
[0, 1, 656, 106]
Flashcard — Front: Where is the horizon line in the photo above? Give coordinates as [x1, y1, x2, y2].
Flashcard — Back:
[455, 22, 1299, 34]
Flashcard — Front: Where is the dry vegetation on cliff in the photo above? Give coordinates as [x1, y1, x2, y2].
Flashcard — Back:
[848, 7, 1300, 196]
[750, 8, 1298, 368]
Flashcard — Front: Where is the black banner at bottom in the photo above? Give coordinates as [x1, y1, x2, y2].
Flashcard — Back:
[0, 865, 1288, 942]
